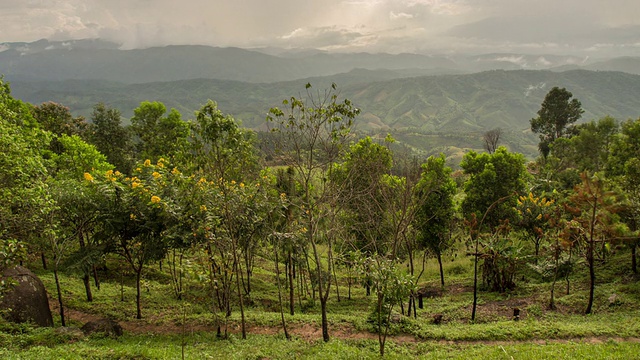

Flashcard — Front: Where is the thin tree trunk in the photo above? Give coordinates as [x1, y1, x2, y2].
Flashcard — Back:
[232, 243, 247, 339]
[135, 268, 142, 319]
[83, 274, 93, 302]
[586, 243, 595, 314]
[437, 251, 445, 287]
[332, 256, 340, 302]
[585, 197, 598, 315]
[471, 234, 480, 322]
[311, 234, 330, 342]
[93, 265, 100, 290]
[288, 251, 295, 315]
[41, 252, 47, 270]
[274, 243, 290, 340]
[632, 244, 637, 274]
[53, 266, 65, 326]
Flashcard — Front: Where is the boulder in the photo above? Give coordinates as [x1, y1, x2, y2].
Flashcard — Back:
[81, 318, 123, 337]
[1, 265, 53, 327]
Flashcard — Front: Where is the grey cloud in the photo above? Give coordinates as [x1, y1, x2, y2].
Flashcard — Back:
[0, 0, 639, 56]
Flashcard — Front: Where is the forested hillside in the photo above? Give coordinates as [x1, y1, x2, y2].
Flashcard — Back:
[9, 68, 640, 161]
[1, 68, 640, 358]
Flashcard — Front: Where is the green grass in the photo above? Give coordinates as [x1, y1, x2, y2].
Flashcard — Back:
[4, 244, 640, 358]
[2, 332, 640, 359]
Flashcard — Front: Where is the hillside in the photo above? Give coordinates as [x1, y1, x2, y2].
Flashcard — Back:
[9, 68, 640, 161]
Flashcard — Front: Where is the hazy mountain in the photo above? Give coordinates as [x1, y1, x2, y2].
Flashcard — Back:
[584, 57, 640, 75]
[5, 39, 640, 162]
[3, 39, 639, 86]
[10, 68, 640, 161]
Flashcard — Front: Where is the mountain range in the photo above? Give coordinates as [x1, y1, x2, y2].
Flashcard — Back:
[3, 39, 640, 162]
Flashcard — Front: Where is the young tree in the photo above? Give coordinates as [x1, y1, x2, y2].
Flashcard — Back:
[606, 118, 640, 272]
[89, 103, 134, 174]
[414, 154, 457, 287]
[130, 101, 189, 162]
[563, 173, 624, 314]
[514, 192, 555, 261]
[461, 147, 527, 230]
[483, 128, 502, 154]
[32, 102, 88, 154]
[530, 87, 583, 157]
[89, 160, 172, 319]
[357, 255, 413, 357]
[266, 83, 360, 342]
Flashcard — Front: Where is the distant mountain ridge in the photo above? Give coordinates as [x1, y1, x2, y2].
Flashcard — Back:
[11, 68, 640, 131]
[3, 39, 640, 85]
[4, 39, 640, 161]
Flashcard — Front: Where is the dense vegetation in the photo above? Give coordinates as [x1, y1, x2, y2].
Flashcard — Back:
[1, 78, 640, 358]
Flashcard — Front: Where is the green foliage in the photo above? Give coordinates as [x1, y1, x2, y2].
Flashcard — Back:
[0, 87, 54, 259]
[130, 101, 189, 162]
[32, 101, 88, 153]
[531, 86, 584, 157]
[461, 147, 527, 230]
[415, 154, 457, 256]
[188, 100, 258, 181]
[88, 103, 134, 174]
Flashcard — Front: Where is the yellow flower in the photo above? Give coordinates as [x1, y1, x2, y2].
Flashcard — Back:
[157, 158, 165, 168]
[172, 167, 180, 175]
[144, 159, 151, 167]
[239, 182, 245, 188]
[83, 172, 94, 182]
[231, 180, 236, 185]
[198, 177, 207, 184]
[151, 195, 161, 204]
[115, 171, 122, 177]
[130, 213, 137, 220]
[200, 205, 207, 212]
[132, 182, 141, 189]
[536, 214, 542, 220]
[152, 171, 161, 179]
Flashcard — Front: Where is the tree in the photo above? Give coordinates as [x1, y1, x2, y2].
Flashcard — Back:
[266, 83, 360, 342]
[89, 103, 134, 174]
[606, 118, 640, 272]
[356, 255, 413, 357]
[32, 102, 88, 154]
[514, 192, 555, 261]
[483, 128, 502, 154]
[89, 160, 172, 319]
[414, 154, 457, 287]
[563, 173, 624, 314]
[530, 87, 584, 157]
[461, 147, 527, 230]
[49, 134, 112, 302]
[552, 117, 618, 173]
[332, 137, 393, 256]
[130, 102, 189, 162]
[0, 82, 54, 270]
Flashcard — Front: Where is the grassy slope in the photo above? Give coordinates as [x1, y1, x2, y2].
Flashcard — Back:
[2, 242, 640, 359]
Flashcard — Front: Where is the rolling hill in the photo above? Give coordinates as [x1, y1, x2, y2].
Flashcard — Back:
[9, 68, 640, 161]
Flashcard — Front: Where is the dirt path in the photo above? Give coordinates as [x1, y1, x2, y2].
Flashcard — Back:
[59, 307, 640, 346]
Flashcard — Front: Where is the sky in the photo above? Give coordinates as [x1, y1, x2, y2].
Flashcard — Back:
[1, 0, 639, 56]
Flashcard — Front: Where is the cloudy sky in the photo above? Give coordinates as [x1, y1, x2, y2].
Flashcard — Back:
[1, 0, 639, 56]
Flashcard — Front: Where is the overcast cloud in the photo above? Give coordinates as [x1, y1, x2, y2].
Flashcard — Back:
[1, 0, 639, 55]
